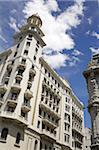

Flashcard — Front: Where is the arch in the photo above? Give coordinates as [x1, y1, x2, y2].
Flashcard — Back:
[1, 128, 8, 140]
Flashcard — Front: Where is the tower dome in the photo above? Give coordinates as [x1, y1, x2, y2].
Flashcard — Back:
[27, 14, 42, 28]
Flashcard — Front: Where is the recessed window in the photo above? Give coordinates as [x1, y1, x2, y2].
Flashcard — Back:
[37, 41, 39, 44]
[15, 132, 21, 144]
[37, 121, 40, 128]
[28, 34, 32, 38]
[14, 52, 17, 57]
[15, 79, 21, 84]
[24, 50, 28, 55]
[26, 41, 30, 47]
[34, 56, 36, 61]
[48, 73, 50, 77]
[1, 128, 8, 141]
[35, 48, 38, 53]
[7, 106, 14, 112]
[17, 43, 20, 48]
[45, 69, 47, 74]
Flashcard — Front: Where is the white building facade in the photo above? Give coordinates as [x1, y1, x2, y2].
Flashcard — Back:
[0, 14, 84, 150]
[84, 128, 92, 150]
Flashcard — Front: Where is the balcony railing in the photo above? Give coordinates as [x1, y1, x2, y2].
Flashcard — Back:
[0, 84, 7, 92]
[11, 83, 21, 93]
[41, 129, 56, 141]
[18, 62, 26, 69]
[7, 97, 18, 107]
[42, 118, 57, 129]
[24, 89, 33, 99]
[21, 102, 31, 112]
[29, 68, 36, 76]
[40, 101, 61, 120]
[0, 111, 28, 126]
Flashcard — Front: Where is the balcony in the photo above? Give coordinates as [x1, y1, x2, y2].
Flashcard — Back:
[7, 97, 17, 107]
[16, 74, 23, 80]
[0, 84, 7, 92]
[21, 102, 31, 112]
[29, 68, 36, 76]
[42, 118, 57, 129]
[41, 129, 56, 141]
[72, 126, 84, 137]
[0, 98, 4, 106]
[75, 137, 82, 145]
[7, 64, 12, 71]
[0, 111, 28, 126]
[18, 62, 26, 70]
[42, 81, 50, 90]
[24, 89, 33, 99]
[11, 83, 21, 93]
[39, 102, 61, 120]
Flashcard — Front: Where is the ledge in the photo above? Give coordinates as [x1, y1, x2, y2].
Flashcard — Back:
[14, 143, 20, 148]
[0, 138, 6, 143]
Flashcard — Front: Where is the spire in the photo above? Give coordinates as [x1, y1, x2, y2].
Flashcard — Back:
[27, 14, 42, 28]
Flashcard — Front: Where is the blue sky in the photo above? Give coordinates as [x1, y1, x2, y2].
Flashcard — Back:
[0, 0, 99, 128]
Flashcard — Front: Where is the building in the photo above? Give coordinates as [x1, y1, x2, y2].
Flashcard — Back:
[0, 14, 84, 150]
[83, 53, 99, 150]
[84, 128, 92, 150]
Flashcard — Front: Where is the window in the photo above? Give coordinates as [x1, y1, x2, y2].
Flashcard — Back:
[15, 132, 21, 144]
[64, 134, 69, 143]
[42, 123, 45, 129]
[14, 52, 17, 57]
[21, 58, 26, 64]
[21, 111, 27, 119]
[15, 79, 21, 84]
[28, 34, 32, 38]
[17, 43, 20, 48]
[39, 108, 42, 116]
[11, 92, 18, 100]
[24, 50, 28, 55]
[26, 41, 30, 47]
[37, 41, 39, 44]
[1, 128, 8, 141]
[34, 140, 38, 150]
[45, 69, 47, 74]
[34, 56, 36, 61]
[48, 73, 50, 77]
[35, 48, 38, 53]
[7, 106, 14, 112]
[37, 121, 40, 128]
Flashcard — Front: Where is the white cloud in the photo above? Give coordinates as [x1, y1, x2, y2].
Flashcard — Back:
[72, 49, 83, 56]
[23, 0, 84, 68]
[43, 52, 69, 69]
[86, 30, 90, 35]
[69, 56, 80, 67]
[88, 18, 92, 25]
[91, 31, 99, 39]
[90, 47, 99, 54]
[9, 17, 19, 32]
[10, 9, 17, 14]
[0, 27, 7, 43]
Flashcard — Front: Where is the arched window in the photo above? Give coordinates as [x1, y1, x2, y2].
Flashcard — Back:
[16, 132, 21, 144]
[1, 128, 8, 140]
